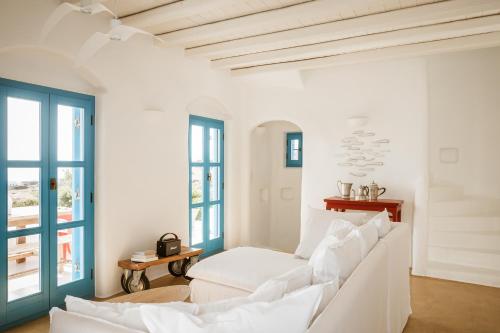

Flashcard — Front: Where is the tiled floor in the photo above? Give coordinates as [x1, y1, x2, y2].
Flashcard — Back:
[5, 275, 500, 333]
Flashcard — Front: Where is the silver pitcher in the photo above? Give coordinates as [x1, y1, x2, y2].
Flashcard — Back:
[337, 181, 353, 199]
[368, 181, 386, 201]
[352, 185, 369, 201]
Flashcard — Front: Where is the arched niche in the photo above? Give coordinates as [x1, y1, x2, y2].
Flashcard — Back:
[249, 120, 303, 253]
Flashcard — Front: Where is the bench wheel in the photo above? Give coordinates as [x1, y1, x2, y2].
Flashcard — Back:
[125, 272, 150, 293]
[182, 258, 193, 280]
[168, 260, 184, 277]
[120, 273, 128, 293]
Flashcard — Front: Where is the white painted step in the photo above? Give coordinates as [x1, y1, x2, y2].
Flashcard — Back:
[428, 246, 500, 271]
[429, 230, 500, 252]
[429, 198, 500, 217]
[426, 261, 500, 288]
[430, 216, 500, 233]
[429, 185, 464, 201]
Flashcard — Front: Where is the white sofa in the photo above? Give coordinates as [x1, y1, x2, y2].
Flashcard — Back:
[50, 223, 411, 333]
[308, 223, 411, 333]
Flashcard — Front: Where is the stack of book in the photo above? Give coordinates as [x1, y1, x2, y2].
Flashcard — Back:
[131, 250, 158, 262]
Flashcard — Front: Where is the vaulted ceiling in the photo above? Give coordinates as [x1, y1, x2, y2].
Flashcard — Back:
[100, 0, 500, 75]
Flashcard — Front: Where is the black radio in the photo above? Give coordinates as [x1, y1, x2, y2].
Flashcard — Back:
[156, 233, 181, 257]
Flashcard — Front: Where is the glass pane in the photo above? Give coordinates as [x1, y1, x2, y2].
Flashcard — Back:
[291, 139, 299, 160]
[209, 166, 220, 201]
[209, 128, 220, 163]
[58, 168, 84, 223]
[209, 204, 221, 240]
[7, 97, 40, 161]
[8, 168, 40, 230]
[57, 227, 84, 286]
[8, 234, 41, 301]
[191, 167, 203, 204]
[58, 105, 84, 161]
[191, 125, 204, 163]
[191, 208, 203, 245]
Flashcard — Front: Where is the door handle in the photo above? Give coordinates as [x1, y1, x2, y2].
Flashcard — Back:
[207, 172, 212, 182]
[50, 178, 57, 191]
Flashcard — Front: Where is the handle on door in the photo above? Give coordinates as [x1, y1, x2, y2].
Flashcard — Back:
[207, 172, 212, 182]
[50, 178, 57, 191]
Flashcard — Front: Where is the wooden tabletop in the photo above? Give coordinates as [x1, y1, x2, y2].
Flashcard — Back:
[108, 285, 190, 303]
[118, 246, 203, 270]
[324, 197, 404, 205]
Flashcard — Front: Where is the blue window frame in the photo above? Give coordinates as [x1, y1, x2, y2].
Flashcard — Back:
[286, 132, 303, 167]
[188, 115, 224, 257]
[0, 78, 94, 330]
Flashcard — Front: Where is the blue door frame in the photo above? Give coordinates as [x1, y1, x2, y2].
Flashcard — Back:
[188, 115, 224, 256]
[0, 78, 95, 330]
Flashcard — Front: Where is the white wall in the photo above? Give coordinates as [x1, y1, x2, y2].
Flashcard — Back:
[250, 121, 302, 253]
[427, 47, 500, 199]
[0, 0, 243, 297]
[239, 59, 429, 246]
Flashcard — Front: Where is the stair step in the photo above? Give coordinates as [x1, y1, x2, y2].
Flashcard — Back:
[429, 198, 500, 217]
[429, 185, 464, 201]
[426, 261, 500, 288]
[428, 246, 500, 271]
[429, 230, 500, 252]
[430, 216, 500, 232]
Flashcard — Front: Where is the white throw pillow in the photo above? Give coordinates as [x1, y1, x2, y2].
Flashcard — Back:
[198, 277, 288, 314]
[294, 206, 364, 259]
[198, 265, 312, 314]
[65, 295, 196, 332]
[355, 223, 379, 258]
[50, 307, 144, 333]
[140, 284, 324, 333]
[313, 280, 339, 322]
[367, 209, 392, 238]
[308, 230, 363, 285]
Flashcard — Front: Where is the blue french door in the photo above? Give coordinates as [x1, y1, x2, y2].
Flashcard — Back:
[189, 115, 224, 256]
[0, 78, 94, 329]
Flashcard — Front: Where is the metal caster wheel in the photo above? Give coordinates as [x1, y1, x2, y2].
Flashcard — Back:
[125, 271, 150, 293]
[182, 258, 193, 281]
[168, 260, 184, 277]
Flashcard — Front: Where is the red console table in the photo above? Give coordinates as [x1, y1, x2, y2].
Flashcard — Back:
[324, 197, 404, 222]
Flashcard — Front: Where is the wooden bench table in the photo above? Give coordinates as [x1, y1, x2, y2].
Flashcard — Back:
[324, 196, 404, 222]
[117, 246, 203, 293]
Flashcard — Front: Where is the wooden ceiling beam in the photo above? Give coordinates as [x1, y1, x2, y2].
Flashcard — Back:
[230, 31, 500, 76]
[120, 0, 237, 29]
[212, 15, 500, 70]
[156, 0, 363, 46]
[187, 0, 500, 59]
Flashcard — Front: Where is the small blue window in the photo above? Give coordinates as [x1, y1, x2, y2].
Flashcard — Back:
[286, 132, 303, 167]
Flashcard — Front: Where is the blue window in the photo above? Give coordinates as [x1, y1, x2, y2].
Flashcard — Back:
[189, 115, 224, 257]
[286, 132, 303, 167]
[0, 77, 95, 330]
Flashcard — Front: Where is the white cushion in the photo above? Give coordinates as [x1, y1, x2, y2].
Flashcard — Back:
[295, 206, 365, 259]
[308, 230, 363, 285]
[367, 210, 392, 238]
[187, 247, 306, 291]
[140, 284, 324, 333]
[65, 295, 196, 332]
[356, 223, 379, 258]
[49, 307, 144, 333]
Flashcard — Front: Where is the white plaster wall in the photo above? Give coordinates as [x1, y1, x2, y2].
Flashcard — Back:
[239, 59, 429, 248]
[0, 0, 243, 297]
[427, 47, 500, 199]
[249, 121, 302, 253]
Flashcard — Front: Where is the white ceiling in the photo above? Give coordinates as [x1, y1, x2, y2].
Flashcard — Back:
[99, 0, 500, 75]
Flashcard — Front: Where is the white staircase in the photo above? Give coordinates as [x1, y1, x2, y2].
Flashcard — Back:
[426, 185, 500, 288]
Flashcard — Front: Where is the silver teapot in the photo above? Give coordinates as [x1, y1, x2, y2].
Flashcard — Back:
[368, 181, 386, 201]
[352, 185, 369, 201]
